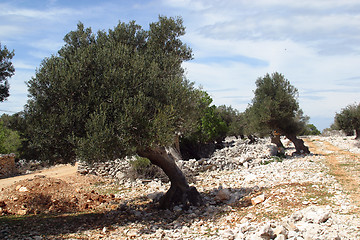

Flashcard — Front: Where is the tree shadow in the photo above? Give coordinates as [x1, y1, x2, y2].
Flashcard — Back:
[0, 186, 260, 239]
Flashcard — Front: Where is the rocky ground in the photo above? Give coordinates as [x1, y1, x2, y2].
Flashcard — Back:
[0, 136, 360, 239]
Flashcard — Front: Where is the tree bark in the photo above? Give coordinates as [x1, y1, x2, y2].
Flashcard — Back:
[271, 133, 285, 156]
[271, 134, 284, 149]
[286, 134, 310, 155]
[137, 146, 202, 209]
[355, 129, 359, 139]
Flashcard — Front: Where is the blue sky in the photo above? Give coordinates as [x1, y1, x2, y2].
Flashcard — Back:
[1, 0, 360, 130]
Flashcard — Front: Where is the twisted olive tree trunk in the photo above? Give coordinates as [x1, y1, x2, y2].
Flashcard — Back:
[137, 146, 202, 209]
[286, 134, 310, 155]
[271, 133, 284, 149]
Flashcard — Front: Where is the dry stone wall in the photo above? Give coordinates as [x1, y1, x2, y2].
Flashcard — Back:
[77, 156, 136, 179]
[77, 138, 279, 181]
[0, 154, 17, 178]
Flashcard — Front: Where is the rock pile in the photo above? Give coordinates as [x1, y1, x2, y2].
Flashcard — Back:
[77, 137, 279, 181]
[220, 206, 357, 240]
[178, 137, 278, 174]
[77, 156, 135, 179]
[15, 159, 49, 175]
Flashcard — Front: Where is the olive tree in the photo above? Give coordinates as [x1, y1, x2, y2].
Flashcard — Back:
[334, 103, 360, 139]
[216, 105, 245, 138]
[25, 16, 203, 208]
[247, 72, 310, 154]
[0, 43, 15, 101]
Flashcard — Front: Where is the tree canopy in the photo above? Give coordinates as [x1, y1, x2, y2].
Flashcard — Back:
[301, 123, 321, 136]
[334, 103, 360, 139]
[25, 16, 202, 164]
[249, 72, 299, 134]
[184, 92, 228, 144]
[0, 43, 15, 102]
[216, 105, 245, 138]
[247, 72, 310, 154]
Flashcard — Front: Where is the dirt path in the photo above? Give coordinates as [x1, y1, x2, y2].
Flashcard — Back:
[0, 163, 77, 189]
[304, 138, 360, 207]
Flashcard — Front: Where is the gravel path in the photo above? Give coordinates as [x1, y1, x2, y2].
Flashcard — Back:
[0, 163, 77, 189]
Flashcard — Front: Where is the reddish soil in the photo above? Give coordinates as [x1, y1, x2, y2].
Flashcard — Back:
[0, 167, 117, 216]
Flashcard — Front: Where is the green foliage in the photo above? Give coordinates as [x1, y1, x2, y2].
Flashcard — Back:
[216, 105, 245, 137]
[200, 105, 228, 143]
[25, 16, 202, 164]
[129, 156, 165, 180]
[1, 112, 40, 160]
[247, 72, 306, 136]
[0, 120, 22, 155]
[183, 92, 228, 144]
[0, 43, 15, 102]
[301, 123, 321, 135]
[334, 103, 360, 136]
[130, 156, 151, 174]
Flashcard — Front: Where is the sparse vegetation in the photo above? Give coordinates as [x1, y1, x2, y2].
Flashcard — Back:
[129, 156, 165, 180]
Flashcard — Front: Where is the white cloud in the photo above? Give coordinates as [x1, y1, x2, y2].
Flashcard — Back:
[2, 7, 81, 21]
[12, 61, 37, 70]
[179, 0, 360, 130]
[0, 25, 25, 40]
[241, 0, 360, 10]
[162, 0, 210, 11]
[28, 38, 64, 53]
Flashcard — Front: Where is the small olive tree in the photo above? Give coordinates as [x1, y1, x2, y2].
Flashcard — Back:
[25, 16, 203, 208]
[247, 72, 310, 154]
[334, 103, 360, 139]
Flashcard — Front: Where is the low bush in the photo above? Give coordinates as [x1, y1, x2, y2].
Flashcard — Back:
[129, 156, 167, 181]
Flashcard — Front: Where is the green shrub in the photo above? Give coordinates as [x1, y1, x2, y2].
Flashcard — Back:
[130, 156, 151, 173]
[0, 121, 22, 155]
[301, 124, 321, 135]
[129, 156, 166, 180]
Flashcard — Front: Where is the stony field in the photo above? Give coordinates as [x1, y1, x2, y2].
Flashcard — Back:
[0, 136, 360, 239]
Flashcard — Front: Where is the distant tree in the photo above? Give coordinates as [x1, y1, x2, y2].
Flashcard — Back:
[179, 92, 228, 160]
[195, 93, 228, 144]
[0, 43, 15, 101]
[25, 16, 203, 209]
[0, 117, 22, 155]
[1, 112, 36, 159]
[334, 103, 360, 139]
[247, 72, 310, 154]
[216, 105, 245, 138]
[301, 123, 321, 136]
